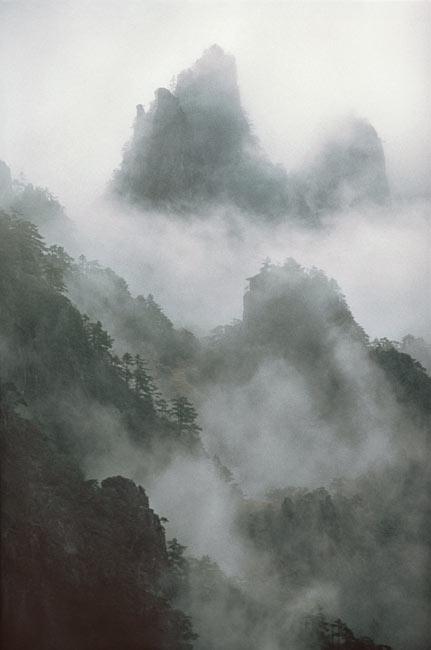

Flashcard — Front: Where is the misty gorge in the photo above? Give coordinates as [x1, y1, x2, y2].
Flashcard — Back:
[1, 3, 430, 650]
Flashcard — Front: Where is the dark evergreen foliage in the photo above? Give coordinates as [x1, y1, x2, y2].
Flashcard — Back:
[298, 611, 393, 650]
[67, 255, 199, 371]
[0, 211, 202, 463]
[371, 338, 431, 423]
[169, 396, 202, 446]
[0, 161, 74, 237]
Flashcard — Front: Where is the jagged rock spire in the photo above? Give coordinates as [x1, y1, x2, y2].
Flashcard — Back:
[111, 47, 389, 223]
[111, 45, 293, 219]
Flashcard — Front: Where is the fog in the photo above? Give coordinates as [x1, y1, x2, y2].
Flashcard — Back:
[198, 351, 398, 496]
[1, 1, 430, 343]
[2, 4, 430, 647]
[1, 0, 430, 206]
[69, 197, 431, 342]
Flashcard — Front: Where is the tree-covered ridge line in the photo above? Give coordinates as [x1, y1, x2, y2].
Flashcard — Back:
[236, 462, 429, 649]
[0, 210, 205, 647]
[67, 252, 199, 374]
[201, 258, 431, 415]
[0, 160, 73, 237]
[298, 610, 393, 649]
[163, 536, 395, 650]
[0, 210, 203, 459]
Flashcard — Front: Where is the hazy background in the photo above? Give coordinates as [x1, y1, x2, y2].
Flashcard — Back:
[1, 0, 430, 341]
[1, 0, 430, 203]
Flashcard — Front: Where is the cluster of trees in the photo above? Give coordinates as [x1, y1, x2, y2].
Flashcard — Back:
[85, 331, 202, 446]
[400, 334, 431, 374]
[0, 160, 73, 239]
[161, 532, 394, 650]
[200, 260, 431, 430]
[0, 212, 205, 647]
[81, 314, 202, 445]
[238, 468, 429, 650]
[0, 211, 202, 460]
[67, 254, 199, 370]
[370, 337, 431, 423]
[201, 258, 367, 380]
[299, 611, 392, 649]
[0, 210, 73, 294]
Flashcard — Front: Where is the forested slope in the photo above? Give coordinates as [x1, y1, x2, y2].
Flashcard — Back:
[1, 211, 426, 649]
[0, 211, 200, 649]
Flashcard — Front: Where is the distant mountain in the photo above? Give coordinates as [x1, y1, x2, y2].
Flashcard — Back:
[199, 258, 368, 391]
[66, 256, 199, 373]
[199, 259, 430, 429]
[400, 334, 431, 375]
[300, 117, 390, 214]
[0, 160, 75, 245]
[111, 45, 300, 222]
[111, 46, 390, 224]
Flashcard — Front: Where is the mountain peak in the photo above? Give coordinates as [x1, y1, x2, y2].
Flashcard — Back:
[206, 43, 227, 57]
[304, 115, 390, 211]
[111, 49, 389, 223]
[111, 45, 294, 219]
[186, 43, 234, 72]
[174, 44, 240, 110]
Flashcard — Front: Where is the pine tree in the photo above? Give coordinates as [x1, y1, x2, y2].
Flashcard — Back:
[84, 319, 113, 357]
[121, 352, 134, 387]
[169, 396, 202, 445]
[111, 354, 123, 377]
[78, 254, 88, 273]
[153, 388, 169, 417]
[165, 538, 189, 600]
[44, 245, 73, 293]
[133, 354, 155, 406]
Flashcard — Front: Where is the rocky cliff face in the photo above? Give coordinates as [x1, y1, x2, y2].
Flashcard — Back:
[111, 45, 293, 221]
[0, 405, 194, 650]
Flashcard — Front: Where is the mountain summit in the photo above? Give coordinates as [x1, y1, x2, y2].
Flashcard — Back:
[111, 45, 293, 220]
[111, 46, 389, 223]
[302, 117, 390, 213]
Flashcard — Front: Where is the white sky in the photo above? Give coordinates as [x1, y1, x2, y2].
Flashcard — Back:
[1, 1, 430, 341]
[1, 1, 430, 209]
